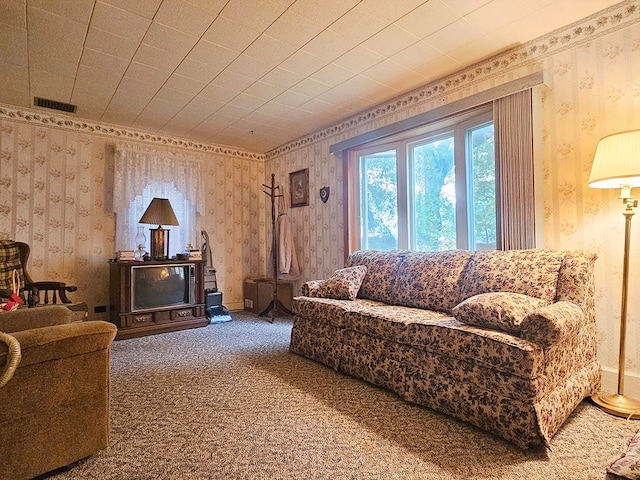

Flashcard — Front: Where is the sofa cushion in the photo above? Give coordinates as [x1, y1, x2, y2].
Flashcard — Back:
[345, 250, 405, 304]
[313, 266, 367, 300]
[459, 249, 564, 303]
[452, 292, 546, 335]
[391, 250, 473, 313]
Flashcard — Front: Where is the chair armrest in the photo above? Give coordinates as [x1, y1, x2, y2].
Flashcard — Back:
[0, 321, 117, 370]
[301, 280, 325, 296]
[520, 301, 585, 348]
[0, 305, 73, 333]
[27, 281, 77, 304]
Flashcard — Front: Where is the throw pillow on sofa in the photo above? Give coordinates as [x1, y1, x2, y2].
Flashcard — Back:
[313, 265, 367, 300]
[452, 292, 546, 335]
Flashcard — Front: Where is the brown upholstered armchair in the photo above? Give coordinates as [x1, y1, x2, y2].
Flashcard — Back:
[0, 240, 87, 316]
[0, 305, 117, 480]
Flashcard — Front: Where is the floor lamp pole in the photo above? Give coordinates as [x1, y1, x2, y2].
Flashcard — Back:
[592, 199, 640, 418]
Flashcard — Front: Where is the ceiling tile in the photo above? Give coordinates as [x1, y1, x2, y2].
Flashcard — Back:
[395, 0, 460, 39]
[364, 0, 431, 21]
[361, 24, 420, 58]
[80, 48, 130, 77]
[30, 69, 74, 102]
[309, 63, 355, 87]
[29, 0, 94, 24]
[199, 83, 238, 103]
[125, 62, 172, 88]
[425, 19, 484, 54]
[221, 0, 288, 30]
[187, 40, 237, 67]
[174, 58, 224, 84]
[242, 81, 285, 101]
[27, 5, 88, 46]
[164, 74, 207, 95]
[90, 2, 151, 43]
[243, 35, 298, 66]
[99, 0, 162, 19]
[259, 67, 304, 91]
[278, 50, 326, 78]
[390, 40, 443, 71]
[225, 54, 273, 80]
[333, 45, 385, 74]
[84, 27, 140, 60]
[202, 16, 258, 53]
[289, 0, 359, 27]
[101, 109, 139, 126]
[289, 77, 332, 97]
[329, 3, 390, 44]
[444, 0, 493, 16]
[465, 0, 555, 35]
[182, 0, 227, 16]
[154, 0, 216, 37]
[301, 30, 355, 63]
[133, 44, 184, 71]
[142, 22, 199, 57]
[446, 36, 504, 65]
[74, 64, 123, 98]
[264, 10, 325, 47]
[0, 61, 28, 94]
[154, 85, 196, 106]
[0, 24, 28, 67]
[1, 0, 26, 29]
[271, 90, 312, 108]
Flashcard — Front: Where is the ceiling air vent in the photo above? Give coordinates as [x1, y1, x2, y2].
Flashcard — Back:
[34, 97, 77, 114]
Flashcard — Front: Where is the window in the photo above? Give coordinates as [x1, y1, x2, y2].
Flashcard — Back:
[352, 106, 495, 252]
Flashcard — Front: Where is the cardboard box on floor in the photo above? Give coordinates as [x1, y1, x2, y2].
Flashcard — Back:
[243, 278, 293, 314]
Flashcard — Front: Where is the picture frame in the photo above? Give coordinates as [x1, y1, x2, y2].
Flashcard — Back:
[289, 168, 309, 208]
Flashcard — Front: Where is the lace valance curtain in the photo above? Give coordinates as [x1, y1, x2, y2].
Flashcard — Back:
[113, 145, 205, 255]
[113, 145, 205, 216]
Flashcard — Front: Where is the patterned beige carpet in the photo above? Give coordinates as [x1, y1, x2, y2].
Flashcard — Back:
[47, 311, 637, 480]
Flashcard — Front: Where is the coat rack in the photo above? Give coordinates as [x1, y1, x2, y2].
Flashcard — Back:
[260, 173, 294, 321]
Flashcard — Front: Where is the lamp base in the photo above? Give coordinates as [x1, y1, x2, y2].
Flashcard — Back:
[592, 393, 640, 419]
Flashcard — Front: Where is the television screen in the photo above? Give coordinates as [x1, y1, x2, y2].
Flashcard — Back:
[132, 265, 192, 311]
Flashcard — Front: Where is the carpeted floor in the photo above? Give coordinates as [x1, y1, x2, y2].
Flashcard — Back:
[48, 311, 637, 480]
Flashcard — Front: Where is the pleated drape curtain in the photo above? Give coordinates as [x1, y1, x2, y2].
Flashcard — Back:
[493, 89, 536, 250]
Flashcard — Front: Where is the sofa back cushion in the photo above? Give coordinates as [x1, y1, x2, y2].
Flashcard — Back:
[392, 250, 474, 313]
[345, 250, 405, 305]
[459, 249, 564, 304]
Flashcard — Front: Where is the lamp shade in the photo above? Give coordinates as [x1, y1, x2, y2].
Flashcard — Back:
[589, 130, 640, 189]
[139, 198, 179, 226]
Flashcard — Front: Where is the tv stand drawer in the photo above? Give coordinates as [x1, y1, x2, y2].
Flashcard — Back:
[171, 307, 195, 320]
[125, 313, 154, 327]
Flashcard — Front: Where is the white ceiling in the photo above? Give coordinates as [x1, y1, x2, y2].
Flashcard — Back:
[0, 0, 622, 153]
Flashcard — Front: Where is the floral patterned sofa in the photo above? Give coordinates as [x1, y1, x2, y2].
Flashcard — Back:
[289, 249, 601, 449]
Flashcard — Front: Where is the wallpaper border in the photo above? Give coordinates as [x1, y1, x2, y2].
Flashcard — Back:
[0, 103, 266, 161]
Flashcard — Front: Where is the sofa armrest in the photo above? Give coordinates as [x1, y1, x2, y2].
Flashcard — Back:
[0, 321, 117, 370]
[520, 301, 585, 348]
[302, 280, 325, 296]
[0, 305, 73, 334]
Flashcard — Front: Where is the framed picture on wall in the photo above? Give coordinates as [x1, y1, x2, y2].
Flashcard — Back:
[289, 168, 309, 208]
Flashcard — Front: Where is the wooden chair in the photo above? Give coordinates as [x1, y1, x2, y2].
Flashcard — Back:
[0, 240, 87, 316]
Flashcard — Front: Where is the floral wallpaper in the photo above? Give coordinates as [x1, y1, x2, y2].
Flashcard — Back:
[1, 1, 639, 395]
[0, 117, 266, 314]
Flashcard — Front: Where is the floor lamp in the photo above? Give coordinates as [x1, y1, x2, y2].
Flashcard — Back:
[589, 129, 640, 419]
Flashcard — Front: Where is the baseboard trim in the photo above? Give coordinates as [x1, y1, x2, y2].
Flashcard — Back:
[600, 367, 640, 399]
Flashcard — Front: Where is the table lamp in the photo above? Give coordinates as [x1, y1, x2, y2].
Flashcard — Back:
[139, 198, 179, 260]
[588, 129, 640, 419]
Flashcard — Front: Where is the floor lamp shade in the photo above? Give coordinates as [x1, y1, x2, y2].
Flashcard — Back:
[139, 198, 179, 260]
[589, 129, 640, 419]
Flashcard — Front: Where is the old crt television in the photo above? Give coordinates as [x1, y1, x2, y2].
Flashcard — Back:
[131, 263, 196, 312]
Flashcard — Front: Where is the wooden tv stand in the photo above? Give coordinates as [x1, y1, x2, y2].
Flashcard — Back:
[109, 259, 208, 340]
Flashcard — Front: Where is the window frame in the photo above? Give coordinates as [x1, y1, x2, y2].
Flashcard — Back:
[347, 105, 494, 253]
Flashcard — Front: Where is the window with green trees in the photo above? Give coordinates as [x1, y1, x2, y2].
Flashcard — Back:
[355, 107, 495, 252]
